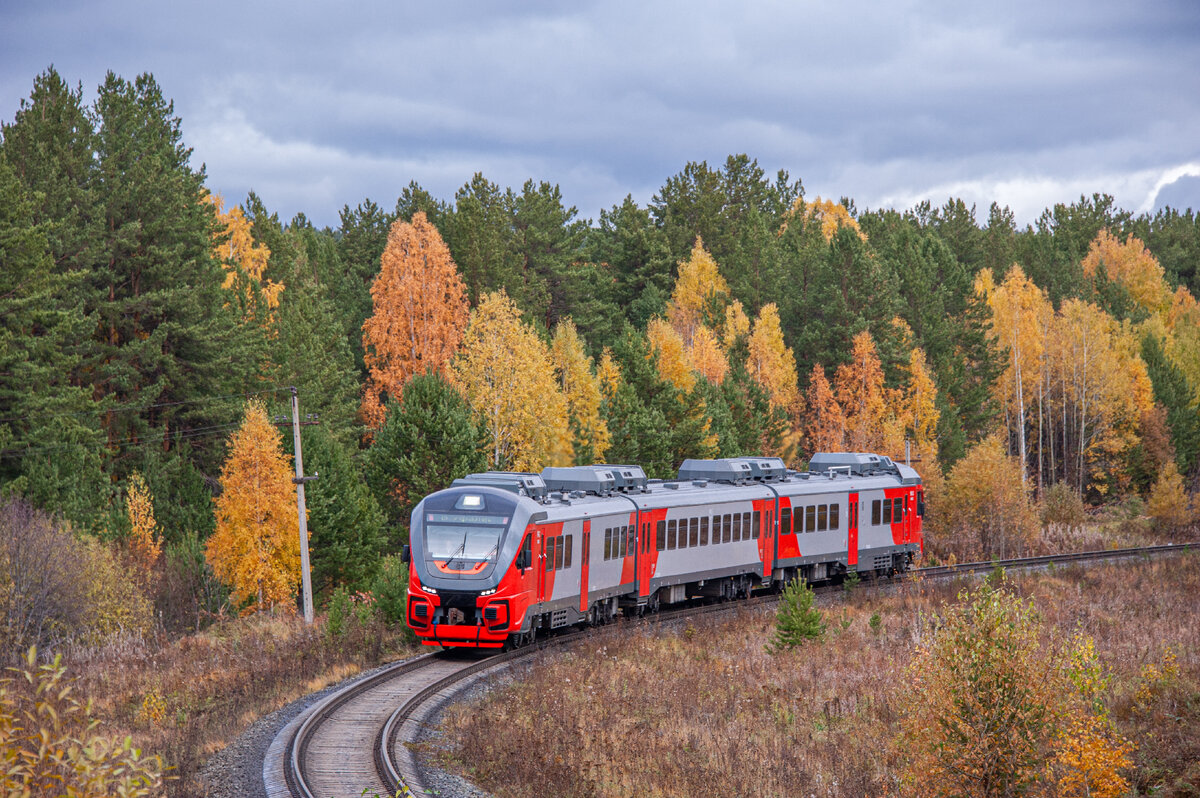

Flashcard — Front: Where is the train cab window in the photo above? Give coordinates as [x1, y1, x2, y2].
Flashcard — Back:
[520, 533, 532, 568]
[781, 507, 792, 535]
[872, 500, 882, 526]
[700, 516, 709, 545]
[752, 511, 761, 539]
[667, 519, 677, 550]
[883, 499, 893, 524]
[893, 497, 904, 522]
[656, 520, 666, 551]
[689, 517, 699, 547]
[831, 504, 840, 530]
[805, 505, 816, 533]
[563, 536, 572, 569]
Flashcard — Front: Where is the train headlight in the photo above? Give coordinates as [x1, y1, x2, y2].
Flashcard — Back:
[480, 587, 497, 597]
[421, 584, 437, 595]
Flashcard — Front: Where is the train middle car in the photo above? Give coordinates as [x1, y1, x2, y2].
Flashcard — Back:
[404, 453, 924, 648]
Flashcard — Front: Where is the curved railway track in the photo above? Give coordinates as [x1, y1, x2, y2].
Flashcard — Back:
[267, 542, 1194, 798]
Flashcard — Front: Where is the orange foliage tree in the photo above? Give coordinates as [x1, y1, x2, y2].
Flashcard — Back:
[206, 400, 301, 614]
[783, 196, 867, 242]
[834, 330, 893, 453]
[361, 211, 469, 428]
[722, 299, 750, 348]
[551, 320, 611, 464]
[452, 291, 571, 471]
[803, 364, 846, 454]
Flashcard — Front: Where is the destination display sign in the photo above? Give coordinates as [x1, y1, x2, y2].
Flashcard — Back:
[427, 513, 509, 525]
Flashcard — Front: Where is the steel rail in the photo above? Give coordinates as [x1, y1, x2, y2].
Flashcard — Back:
[287, 542, 1196, 797]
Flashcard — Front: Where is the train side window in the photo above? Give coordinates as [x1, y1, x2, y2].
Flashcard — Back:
[743, 512, 752, 540]
[544, 537, 555, 571]
[831, 503, 840, 529]
[563, 536, 573, 569]
[689, 517, 699, 547]
[732, 513, 742, 541]
[626, 525, 635, 556]
[700, 516, 709, 545]
[752, 511, 761, 539]
[805, 505, 816, 533]
[917, 490, 925, 517]
[557, 537, 566, 570]
[603, 528, 611, 561]
[781, 507, 792, 535]
[883, 499, 892, 524]
[814, 504, 826, 531]
[668, 519, 677, 550]
[893, 497, 904, 522]
[720, 514, 730, 543]
[656, 520, 666, 551]
[872, 499, 882, 526]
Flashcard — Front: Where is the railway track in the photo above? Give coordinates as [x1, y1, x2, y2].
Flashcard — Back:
[267, 542, 1194, 798]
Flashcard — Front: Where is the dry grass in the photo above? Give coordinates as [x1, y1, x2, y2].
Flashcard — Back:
[441, 553, 1200, 797]
[63, 610, 417, 796]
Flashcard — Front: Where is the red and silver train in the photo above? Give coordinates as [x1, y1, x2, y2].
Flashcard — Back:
[403, 453, 923, 649]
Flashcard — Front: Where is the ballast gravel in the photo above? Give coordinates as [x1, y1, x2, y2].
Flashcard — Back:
[199, 659, 497, 798]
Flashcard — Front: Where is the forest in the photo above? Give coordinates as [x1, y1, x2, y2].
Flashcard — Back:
[3, 65, 1200, 635]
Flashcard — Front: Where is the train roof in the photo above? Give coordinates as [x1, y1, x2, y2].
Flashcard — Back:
[442, 453, 921, 524]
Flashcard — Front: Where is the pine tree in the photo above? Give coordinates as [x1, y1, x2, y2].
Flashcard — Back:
[0, 156, 108, 528]
[284, 424, 387, 599]
[363, 372, 487, 534]
[766, 578, 825, 652]
[361, 212, 469, 428]
[206, 401, 301, 614]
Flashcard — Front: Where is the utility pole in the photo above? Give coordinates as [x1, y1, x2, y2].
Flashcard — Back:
[283, 387, 318, 624]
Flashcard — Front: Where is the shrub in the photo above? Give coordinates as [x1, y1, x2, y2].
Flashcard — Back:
[371, 555, 412, 633]
[766, 578, 824, 653]
[0, 647, 165, 795]
[931, 435, 1039, 561]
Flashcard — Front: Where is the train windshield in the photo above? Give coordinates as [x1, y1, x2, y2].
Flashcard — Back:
[422, 510, 510, 577]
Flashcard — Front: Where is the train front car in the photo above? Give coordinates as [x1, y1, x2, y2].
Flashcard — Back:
[405, 473, 546, 649]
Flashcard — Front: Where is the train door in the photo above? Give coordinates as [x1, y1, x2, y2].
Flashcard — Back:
[535, 528, 546, 602]
[580, 521, 590, 613]
[761, 502, 774, 579]
[847, 492, 859, 568]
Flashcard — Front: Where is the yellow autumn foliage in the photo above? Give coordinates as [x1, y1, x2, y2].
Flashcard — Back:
[689, 324, 728, 385]
[551, 320, 611, 464]
[207, 400, 302, 614]
[746, 303, 800, 416]
[646, 317, 695, 393]
[125, 471, 161, 580]
[206, 192, 282, 320]
[453, 291, 572, 471]
[667, 237, 729, 346]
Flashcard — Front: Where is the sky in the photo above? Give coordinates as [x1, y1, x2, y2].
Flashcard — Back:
[2, 1, 1198, 230]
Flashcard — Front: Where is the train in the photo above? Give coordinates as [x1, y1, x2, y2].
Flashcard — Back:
[401, 452, 924, 649]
